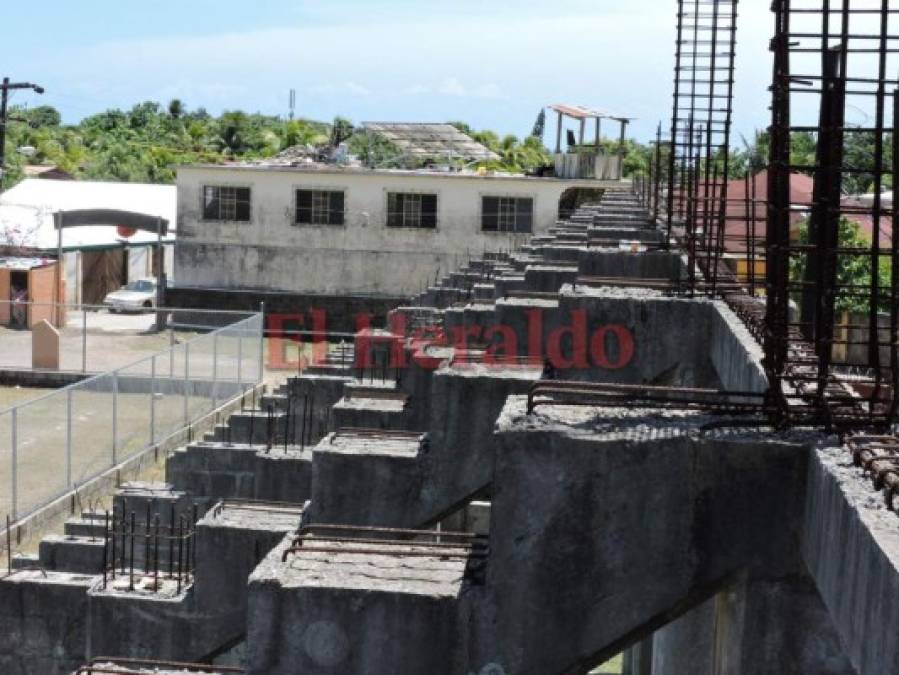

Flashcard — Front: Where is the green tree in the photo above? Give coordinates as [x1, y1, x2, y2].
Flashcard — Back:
[168, 99, 185, 119]
[790, 217, 892, 313]
[329, 116, 354, 147]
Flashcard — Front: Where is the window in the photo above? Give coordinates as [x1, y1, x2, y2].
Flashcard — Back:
[296, 189, 345, 226]
[386, 192, 437, 229]
[482, 196, 534, 233]
[202, 186, 251, 222]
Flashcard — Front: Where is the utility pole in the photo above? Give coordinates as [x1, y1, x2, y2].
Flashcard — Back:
[0, 77, 45, 188]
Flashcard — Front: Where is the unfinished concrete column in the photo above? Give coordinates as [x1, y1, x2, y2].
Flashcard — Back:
[555, 110, 563, 154]
[622, 637, 653, 675]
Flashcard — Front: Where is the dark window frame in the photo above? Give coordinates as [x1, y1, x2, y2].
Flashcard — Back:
[386, 192, 438, 229]
[201, 185, 252, 222]
[295, 189, 346, 226]
[481, 196, 534, 233]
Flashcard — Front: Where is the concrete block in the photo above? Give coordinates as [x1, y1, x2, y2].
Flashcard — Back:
[194, 500, 304, 651]
[39, 534, 105, 574]
[309, 431, 422, 526]
[247, 536, 468, 675]
[0, 570, 94, 674]
[803, 445, 899, 675]
[485, 397, 815, 674]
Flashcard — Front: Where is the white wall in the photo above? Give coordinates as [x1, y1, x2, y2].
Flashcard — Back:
[174, 166, 606, 296]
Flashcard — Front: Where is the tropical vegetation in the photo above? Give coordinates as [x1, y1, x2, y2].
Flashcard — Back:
[0, 101, 660, 188]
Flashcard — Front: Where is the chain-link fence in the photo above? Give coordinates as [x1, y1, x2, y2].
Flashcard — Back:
[0, 300, 254, 373]
[0, 311, 263, 522]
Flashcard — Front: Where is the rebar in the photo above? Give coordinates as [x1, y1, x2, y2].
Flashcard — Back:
[766, 0, 899, 428]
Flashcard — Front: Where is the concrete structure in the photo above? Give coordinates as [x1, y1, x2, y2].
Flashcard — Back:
[31, 319, 59, 369]
[4, 187, 899, 675]
[174, 163, 611, 298]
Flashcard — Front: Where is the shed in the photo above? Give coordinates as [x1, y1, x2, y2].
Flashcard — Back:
[0, 256, 65, 328]
[0, 178, 176, 304]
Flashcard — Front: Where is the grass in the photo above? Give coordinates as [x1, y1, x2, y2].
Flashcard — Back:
[0, 386, 53, 410]
[591, 655, 623, 674]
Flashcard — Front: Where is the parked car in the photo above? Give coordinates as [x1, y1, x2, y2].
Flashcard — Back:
[103, 278, 157, 313]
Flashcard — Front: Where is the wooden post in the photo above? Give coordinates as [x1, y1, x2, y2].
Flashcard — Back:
[595, 117, 601, 151]
[578, 118, 585, 147]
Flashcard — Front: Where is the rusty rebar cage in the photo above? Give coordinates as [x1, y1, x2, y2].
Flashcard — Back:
[666, 0, 739, 295]
[633, 123, 672, 225]
[767, 0, 899, 428]
[101, 503, 197, 594]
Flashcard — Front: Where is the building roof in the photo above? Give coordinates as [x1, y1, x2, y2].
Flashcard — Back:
[363, 122, 500, 161]
[0, 255, 54, 271]
[179, 162, 610, 186]
[0, 179, 176, 251]
[717, 170, 892, 253]
[22, 165, 74, 180]
[548, 104, 632, 122]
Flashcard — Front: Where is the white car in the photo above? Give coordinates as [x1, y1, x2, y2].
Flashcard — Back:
[103, 278, 158, 313]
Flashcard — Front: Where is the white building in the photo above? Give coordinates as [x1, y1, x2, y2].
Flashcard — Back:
[174, 163, 611, 298]
[0, 178, 176, 304]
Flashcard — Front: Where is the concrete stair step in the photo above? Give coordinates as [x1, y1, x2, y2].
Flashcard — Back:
[38, 534, 105, 574]
[64, 516, 107, 538]
[10, 552, 39, 570]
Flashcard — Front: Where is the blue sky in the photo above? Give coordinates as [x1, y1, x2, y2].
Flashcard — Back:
[5, 1, 774, 143]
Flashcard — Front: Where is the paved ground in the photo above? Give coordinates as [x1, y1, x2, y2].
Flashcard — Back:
[0, 310, 289, 389]
[0, 311, 182, 373]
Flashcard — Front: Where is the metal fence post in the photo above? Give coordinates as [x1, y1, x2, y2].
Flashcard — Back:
[150, 357, 157, 445]
[66, 389, 72, 488]
[183, 343, 190, 426]
[237, 323, 243, 387]
[82, 308, 87, 373]
[112, 372, 118, 465]
[11, 409, 17, 521]
[212, 332, 219, 409]
[258, 304, 265, 384]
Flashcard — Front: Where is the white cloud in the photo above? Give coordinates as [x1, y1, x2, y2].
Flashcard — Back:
[308, 81, 371, 97]
[427, 78, 505, 99]
[437, 77, 467, 97]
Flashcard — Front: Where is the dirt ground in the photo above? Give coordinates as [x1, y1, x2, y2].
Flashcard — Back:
[0, 386, 50, 409]
[0, 385, 216, 519]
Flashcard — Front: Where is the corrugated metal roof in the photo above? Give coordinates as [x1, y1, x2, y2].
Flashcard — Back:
[0, 179, 176, 251]
[0, 255, 54, 271]
[363, 122, 500, 161]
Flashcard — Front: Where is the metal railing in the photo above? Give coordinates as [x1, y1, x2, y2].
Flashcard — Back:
[0, 311, 264, 522]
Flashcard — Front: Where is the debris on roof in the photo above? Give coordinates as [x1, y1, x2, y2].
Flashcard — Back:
[363, 123, 499, 162]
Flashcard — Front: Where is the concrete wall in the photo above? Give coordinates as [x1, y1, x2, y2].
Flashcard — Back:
[803, 445, 899, 675]
[651, 576, 853, 675]
[175, 165, 604, 296]
[485, 398, 836, 675]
